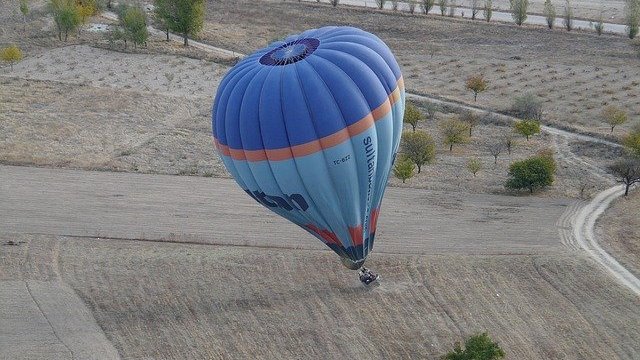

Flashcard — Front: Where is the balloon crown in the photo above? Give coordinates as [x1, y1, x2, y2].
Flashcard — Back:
[259, 38, 320, 66]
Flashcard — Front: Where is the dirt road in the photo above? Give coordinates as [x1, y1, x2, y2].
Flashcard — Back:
[0, 165, 568, 255]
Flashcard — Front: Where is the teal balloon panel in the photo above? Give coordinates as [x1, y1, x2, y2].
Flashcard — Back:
[212, 26, 405, 268]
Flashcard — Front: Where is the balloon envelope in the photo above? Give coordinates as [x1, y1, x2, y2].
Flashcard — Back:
[212, 26, 404, 268]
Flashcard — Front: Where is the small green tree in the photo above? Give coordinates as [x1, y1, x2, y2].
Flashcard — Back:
[601, 105, 628, 133]
[609, 157, 640, 196]
[511, 0, 528, 26]
[50, 0, 80, 41]
[467, 158, 482, 176]
[122, 6, 148, 48]
[514, 119, 541, 141]
[400, 130, 436, 173]
[460, 110, 480, 136]
[563, 0, 574, 31]
[543, 0, 556, 28]
[623, 124, 640, 158]
[441, 118, 470, 151]
[421, 0, 436, 14]
[156, 0, 205, 46]
[442, 332, 505, 360]
[625, 0, 640, 39]
[506, 156, 554, 193]
[483, 0, 492, 21]
[1, 45, 23, 71]
[20, 0, 29, 31]
[439, 0, 448, 15]
[154, 0, 172, 41]
[404, 103, 424, 132]
[465, 74, 487, 102]
[394, 155, 416, 183]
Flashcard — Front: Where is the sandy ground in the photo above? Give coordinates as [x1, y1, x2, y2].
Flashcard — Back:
[597, 189, 640, 279]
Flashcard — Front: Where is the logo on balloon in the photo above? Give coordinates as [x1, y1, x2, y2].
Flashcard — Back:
[245, 190, 309, 212]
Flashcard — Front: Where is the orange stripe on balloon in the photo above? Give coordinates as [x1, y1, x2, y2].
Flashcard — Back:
[369, 208, 380, 235]
[348, 225, 364, 246]
[216, 77, 404, 162]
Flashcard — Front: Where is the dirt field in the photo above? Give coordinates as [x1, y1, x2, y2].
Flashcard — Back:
[201, 0, 640, 137]
[1, 234, 638, 360]
[597, 189, 640, 279]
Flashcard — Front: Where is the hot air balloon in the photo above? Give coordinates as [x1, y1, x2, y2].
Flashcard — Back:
[212, 26, 404, 271]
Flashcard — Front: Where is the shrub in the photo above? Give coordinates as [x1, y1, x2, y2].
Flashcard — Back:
[511, 0, 528, 26]
[400, 130, 436, 173]
[514, 119, 541, 141]
[442, 332, 505, 360]
[394, 155, 416, 183]
[465, 74, 488, 102]
[543, 0, 556, 28]
[1, 45, 23, 71]
[511, 93, 543, 120]
[506, 156, 555, 193]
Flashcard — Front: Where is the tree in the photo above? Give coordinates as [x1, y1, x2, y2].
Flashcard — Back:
[408, 0, 417, 13]
[394, 156, 416, 183]
[506, 156, 554, 193]
[421, 0, 436, 14]
[511, 0, 528, 26]
[442, 333, 505, 360]
[122, 5, 148, 48]
[623, 124, 640, 158]
[19, 0, 29, 32]
[471, 0, 479, 19]
[593, 10, 605, 35]
[404, 103, 424, 132]
[375, 0, 386, 9]
[514, 119, 541, 141]
[601, 105, 628, 133]
[441, 118, 470, 151]
[488, 142, 503, 163]
[511, 93, 542, 120]
[49, 0, 80, 41]
[439, 0, 448, 15]
[467, 158, 482, 176]
[543, 0, 555, 28]
[460, 110, 480, 136]
[563, 0, 574, 31]
[465, 74, 487, 102]
[330, 0, 339, 7]
[609, 158, 640, 196]
[156, 0, 205, 46]
[503, 133, 514, 155]
[154, 0, 172, 41]
[1, 45, 23, 71]
[400, 130, 436, 173]
[483, 0, 492, 21]
[625, 0, 640, 39]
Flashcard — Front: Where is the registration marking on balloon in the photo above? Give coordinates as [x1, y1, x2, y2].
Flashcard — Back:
[212, 26, 405, 269]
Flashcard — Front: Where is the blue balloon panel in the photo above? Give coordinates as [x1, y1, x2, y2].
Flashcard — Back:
[212, 26, 405, 268]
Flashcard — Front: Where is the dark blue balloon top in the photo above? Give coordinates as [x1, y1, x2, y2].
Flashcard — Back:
[213, 26, 403, 154]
